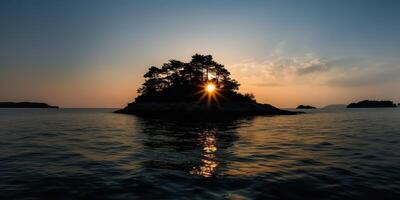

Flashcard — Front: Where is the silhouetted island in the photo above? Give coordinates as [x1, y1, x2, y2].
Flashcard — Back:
[296, 105, 316, 109]
[0, 102, 58, 108]
[347, 100, 397, 108]
[116, 54, 300, 116]
[323, 104, 347, 109]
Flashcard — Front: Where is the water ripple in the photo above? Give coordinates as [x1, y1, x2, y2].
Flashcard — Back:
[0, 108, 400, 199]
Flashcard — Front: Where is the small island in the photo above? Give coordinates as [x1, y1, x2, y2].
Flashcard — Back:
[323, 104, 346, 109]
[296, 105, 316, 109]
[347, 100, 397, 108]
[0, 102, 59, 108]
[116, 54, 300, 116]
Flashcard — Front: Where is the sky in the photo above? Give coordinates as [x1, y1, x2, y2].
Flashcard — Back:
[1, 0, 400, 108]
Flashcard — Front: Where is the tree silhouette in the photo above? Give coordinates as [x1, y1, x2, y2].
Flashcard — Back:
[134, 54, 254, 103]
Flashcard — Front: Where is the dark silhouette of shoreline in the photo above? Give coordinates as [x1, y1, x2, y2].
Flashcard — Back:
[347, 100, 397, 108]
[323, 104, 346, 109]
[0, 102, 58, 108]
[115, 102, 300, 117]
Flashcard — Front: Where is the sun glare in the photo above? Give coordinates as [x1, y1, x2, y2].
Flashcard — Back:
[198, 82, 221, 105]
[206, 83, 216, 93]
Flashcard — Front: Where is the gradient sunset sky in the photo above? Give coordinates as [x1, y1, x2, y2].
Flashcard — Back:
[1, 0, 399, 108]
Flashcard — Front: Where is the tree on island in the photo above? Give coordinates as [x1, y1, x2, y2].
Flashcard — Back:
[134, 54, 255, 104]
[116, 54, 300, 116]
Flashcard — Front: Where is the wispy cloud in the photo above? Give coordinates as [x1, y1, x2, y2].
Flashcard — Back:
[228, 54, 330, 86]
[296, 62, 330, 75]
[326, 62, 400, 87]
[229, 55, 400, 88]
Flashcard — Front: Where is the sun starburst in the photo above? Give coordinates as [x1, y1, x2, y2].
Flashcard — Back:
[206, 83, 216, 93]
[195, 82, 223, 106]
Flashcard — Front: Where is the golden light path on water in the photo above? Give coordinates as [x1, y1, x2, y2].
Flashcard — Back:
[190, 128, 219, 177]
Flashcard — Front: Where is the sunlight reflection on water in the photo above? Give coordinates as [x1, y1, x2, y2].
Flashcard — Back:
[190, 128, 219, 177]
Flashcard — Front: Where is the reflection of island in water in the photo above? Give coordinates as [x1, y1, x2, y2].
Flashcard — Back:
[136, 117, 248, 177]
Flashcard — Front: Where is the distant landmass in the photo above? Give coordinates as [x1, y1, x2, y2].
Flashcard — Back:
[296, 105, 316, 109]
[0, 102, 59, 108]
[323, 104, 347, 109]
[347, 100, 397, 108]
[116, 54, 301, 116]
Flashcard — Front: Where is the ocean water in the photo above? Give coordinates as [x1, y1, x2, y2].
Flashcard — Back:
[0, 108, 399, 199]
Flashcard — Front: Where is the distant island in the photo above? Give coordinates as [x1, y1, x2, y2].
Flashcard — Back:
[347, 100, 397, 108]
[322, 104, 347, 109]
[116, 54, 300, 116]
[296, 105, 316, 109]
[0, 102, 59, 108]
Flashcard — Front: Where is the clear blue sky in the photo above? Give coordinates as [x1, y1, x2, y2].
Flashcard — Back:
[1, 0, 399, 107]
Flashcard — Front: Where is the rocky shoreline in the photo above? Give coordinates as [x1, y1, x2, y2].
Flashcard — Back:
[115, 102, 301, 117]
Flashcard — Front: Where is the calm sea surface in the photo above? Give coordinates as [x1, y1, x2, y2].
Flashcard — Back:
[0, 108, 399, 199]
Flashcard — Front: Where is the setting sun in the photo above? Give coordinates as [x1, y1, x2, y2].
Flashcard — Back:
[206, 83, 216, 93]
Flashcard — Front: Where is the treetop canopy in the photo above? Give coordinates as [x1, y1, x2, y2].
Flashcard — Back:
[134, 54, 255, 103]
